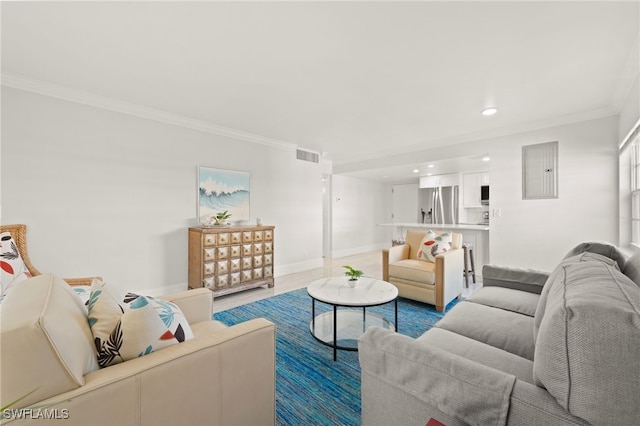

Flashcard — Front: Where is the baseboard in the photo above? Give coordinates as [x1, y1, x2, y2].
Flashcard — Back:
[328, 243, 387, 259]
[274, 258, 324, 277]
[132, 282, 189, 297]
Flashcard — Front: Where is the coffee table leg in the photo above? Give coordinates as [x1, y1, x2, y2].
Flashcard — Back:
[312, 299, 315, 332]
[333, 305, 337, 361]
[395, 298, 398, 333]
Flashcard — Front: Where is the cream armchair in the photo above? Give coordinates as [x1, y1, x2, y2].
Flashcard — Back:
[382, 229, 464, 311]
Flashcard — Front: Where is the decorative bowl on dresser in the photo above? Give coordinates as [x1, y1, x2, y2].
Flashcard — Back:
[188, 225, 275, 296]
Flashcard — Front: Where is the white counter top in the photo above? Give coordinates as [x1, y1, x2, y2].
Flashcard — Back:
[378, 223, 490, 231]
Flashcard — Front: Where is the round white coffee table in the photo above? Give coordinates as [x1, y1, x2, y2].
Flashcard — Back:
[307, 276, 398, 361]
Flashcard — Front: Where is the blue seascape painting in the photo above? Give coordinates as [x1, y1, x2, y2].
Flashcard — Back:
[198, 167, 250, 223]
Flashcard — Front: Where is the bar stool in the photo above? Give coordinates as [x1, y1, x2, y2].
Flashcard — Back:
[462, 242, 476, 288]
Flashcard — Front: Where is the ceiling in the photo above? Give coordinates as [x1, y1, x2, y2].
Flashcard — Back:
[2, 1, 638, 183]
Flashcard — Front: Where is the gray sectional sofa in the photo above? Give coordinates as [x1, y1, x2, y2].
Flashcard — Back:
[359, 242, 640, 426]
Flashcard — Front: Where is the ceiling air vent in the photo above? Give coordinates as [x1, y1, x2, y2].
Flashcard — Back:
[296, 149, 320, 164]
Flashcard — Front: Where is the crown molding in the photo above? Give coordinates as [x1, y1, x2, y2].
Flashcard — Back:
[1, 73, 298, 152]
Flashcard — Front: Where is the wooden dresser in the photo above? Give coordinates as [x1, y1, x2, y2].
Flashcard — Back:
[188, 225, 275, 296]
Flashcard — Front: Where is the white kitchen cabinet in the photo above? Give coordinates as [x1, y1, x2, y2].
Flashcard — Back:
[463, 172, 489, 207]
[419, 173, 460, 188]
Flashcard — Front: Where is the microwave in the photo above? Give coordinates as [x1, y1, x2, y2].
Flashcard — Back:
[481, 185, 490, 205]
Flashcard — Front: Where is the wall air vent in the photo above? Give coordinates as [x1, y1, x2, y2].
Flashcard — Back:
[296, 149, 320, 164]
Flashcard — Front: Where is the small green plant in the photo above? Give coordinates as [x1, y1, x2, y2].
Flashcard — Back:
[214, 210, 232, 224]
[343, 265, 364, 280]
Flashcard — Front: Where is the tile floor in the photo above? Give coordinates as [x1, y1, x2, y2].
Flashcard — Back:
[212, 250, 482, 313]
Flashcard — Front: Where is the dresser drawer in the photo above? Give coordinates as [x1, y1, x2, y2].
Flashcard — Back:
[204, 233, 216, 247]
[203, 262, 215, 276]
[241, 257, 252, 270]
[253, 243, 263, 255]
[216, 246, 229, 260]
[230, 258, 241, 272]
[253, 268, 263, 280]
[230, 245, 241, 258]
[264, 266, 273, 278]
[203, 248, 215, 261]
[215, 260, 229, 275]
[217, 233, 230, 245]
[241, 270, 253, 282]
[215, 275, 229, 289]
[203, 276, 214, 289]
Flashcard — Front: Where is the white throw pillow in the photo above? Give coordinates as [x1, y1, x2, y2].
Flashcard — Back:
[0, 274, 99, 409]
[88, 279, 194, 368]
[417, 230, 452, 263]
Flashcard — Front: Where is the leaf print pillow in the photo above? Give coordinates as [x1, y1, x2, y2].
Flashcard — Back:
[87, 279, 194, 368]
[0, 232, 32, 301]
[416, 230, 453, 263]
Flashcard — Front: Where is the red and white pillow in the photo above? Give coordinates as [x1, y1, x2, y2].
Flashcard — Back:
[417, 230, 453, 263]
[0, 232, 32, 302]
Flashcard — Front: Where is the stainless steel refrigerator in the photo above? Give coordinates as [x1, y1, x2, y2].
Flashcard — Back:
[418, 186, 459, 225]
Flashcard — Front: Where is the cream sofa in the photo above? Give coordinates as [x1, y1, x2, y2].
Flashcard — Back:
[383, 229, 464, 311]
[361, 242, 640, 425]
[1, 274, 276, 426]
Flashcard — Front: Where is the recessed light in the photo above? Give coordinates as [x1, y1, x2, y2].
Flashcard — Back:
[482, 156, 490, 162]
[427, 164, 434, 168]
[413, 169, 420, 173]
[427, 173, 433, 176]
[481, 107, 498, 116]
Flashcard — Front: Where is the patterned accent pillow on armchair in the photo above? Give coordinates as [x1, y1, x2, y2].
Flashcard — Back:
[417, 230, 453, 263]
[0, 232, 32, 302]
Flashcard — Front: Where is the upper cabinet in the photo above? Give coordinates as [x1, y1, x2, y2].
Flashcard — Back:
[463, 172, 489, 207]
[419, 173, 460, 188]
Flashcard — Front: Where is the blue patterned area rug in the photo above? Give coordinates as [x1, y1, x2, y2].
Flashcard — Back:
[215, 288, 457, 426]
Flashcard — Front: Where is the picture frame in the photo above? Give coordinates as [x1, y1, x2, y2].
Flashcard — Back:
[197, 166, 250, 225]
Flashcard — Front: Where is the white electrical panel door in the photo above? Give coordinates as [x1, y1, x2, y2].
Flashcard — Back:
[522, 141, 558, 199]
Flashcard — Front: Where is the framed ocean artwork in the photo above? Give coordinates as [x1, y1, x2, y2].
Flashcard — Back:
[197, 166, 250, 224]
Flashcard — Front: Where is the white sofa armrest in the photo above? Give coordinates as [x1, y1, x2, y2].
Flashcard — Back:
[7, 318, 276, 426]
[359, 327, 515, 426]
[159, 288, 213, 324]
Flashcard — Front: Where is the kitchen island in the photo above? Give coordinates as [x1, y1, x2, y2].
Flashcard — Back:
[378, 222, 490, 282]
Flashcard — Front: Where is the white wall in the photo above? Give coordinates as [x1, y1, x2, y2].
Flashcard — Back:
[1, 87, 324, 295]
[489, 116, 619, 271]
[384, 116, 620, 271]
[619, 76, 639, 142]
[329, 174, 391, 258]
[618, 70, 639, 249]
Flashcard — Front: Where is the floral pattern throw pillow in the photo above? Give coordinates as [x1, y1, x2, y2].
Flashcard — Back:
[87, 279, 194, 368]
[417, 230, 453, 263]
[0, 232, 32, 302]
